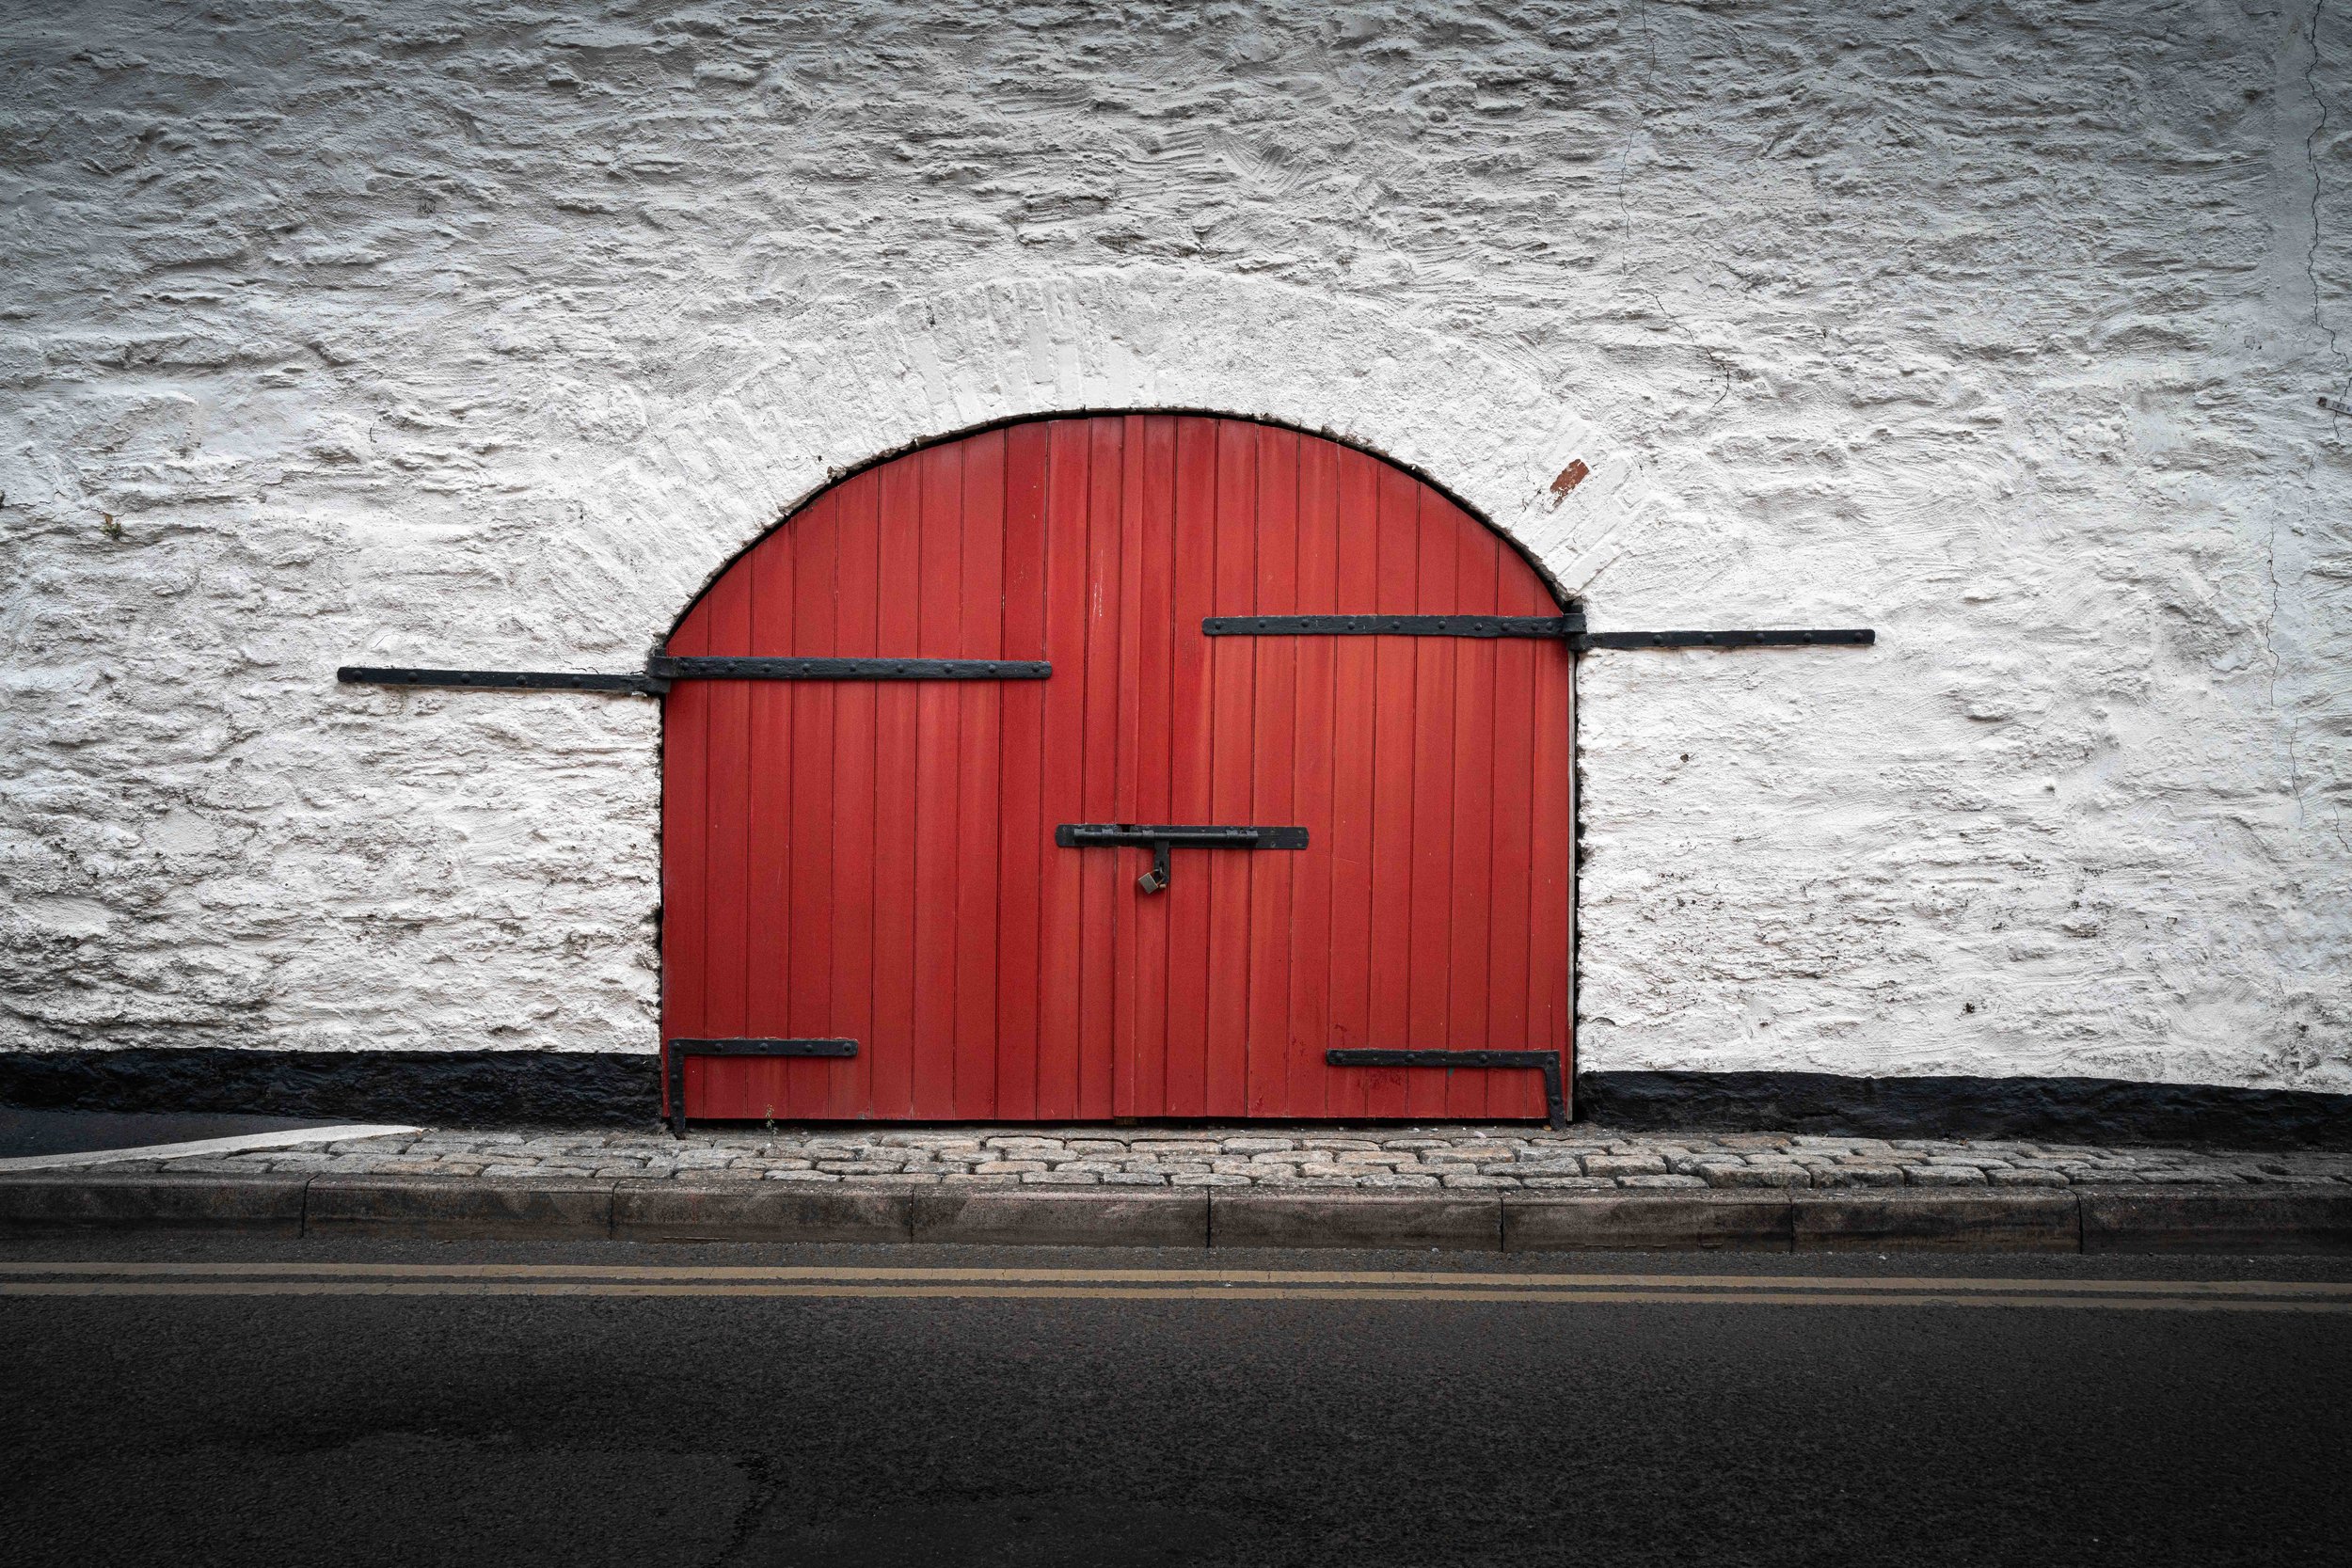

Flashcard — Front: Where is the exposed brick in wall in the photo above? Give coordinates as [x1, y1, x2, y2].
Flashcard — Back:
[1, 1, 2347, 1091]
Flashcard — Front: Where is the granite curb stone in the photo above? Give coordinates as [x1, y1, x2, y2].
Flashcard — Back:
[2080, 1186, 2352, 1254]
[912, 1189, 1208, 1247]
[1504, 1191, 1793, 1252]
[0, 1173, 310, 1233]
[1791, 1191, 2081, 1252]
[8, 1172, 2352, 1253]
[612, 1181, 912, 1243]
[1212, 1191, 1502, 1250]
[304, 1175, 614, 1239]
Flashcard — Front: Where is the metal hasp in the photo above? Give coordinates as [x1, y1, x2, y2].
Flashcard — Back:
[1056, 822, 1310, 895]
[664, 1037, 858, 1137]
[339, 657, 1052, 696]
[1200, 616, 1874, 653]
[1326, 1048, 1568, 1131]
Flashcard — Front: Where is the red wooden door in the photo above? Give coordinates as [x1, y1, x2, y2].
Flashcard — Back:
[662, 416, 1571, 1123]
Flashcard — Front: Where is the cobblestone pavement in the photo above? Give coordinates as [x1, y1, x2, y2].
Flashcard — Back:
[79, 1126, 2352, 1190]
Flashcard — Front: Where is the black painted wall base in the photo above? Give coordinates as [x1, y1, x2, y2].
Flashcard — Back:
[1575, 1070, 2352, 1149]
[0, 1049, 659, 1127]
[2, 1050, 2347, 1148]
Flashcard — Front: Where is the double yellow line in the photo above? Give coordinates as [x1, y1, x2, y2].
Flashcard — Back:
[2, 1261, 2348, 1311]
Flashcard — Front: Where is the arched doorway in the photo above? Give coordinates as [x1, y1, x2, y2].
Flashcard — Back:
[661, 414, 1571, 1123]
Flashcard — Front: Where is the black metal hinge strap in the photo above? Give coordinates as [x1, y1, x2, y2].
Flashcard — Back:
[1205, 615, 1584, 639]
[1326, 1048, 1567, 1131]
[1057, 823, 1309, 894]
[341, 658, 1054, 697]
[337, 667, 665, 695]
[665, 1037, 858, 1137]
[1201, 617, 1873, 652]
[1577, 628, 1875, 650]
[647, 657, 1052, 682]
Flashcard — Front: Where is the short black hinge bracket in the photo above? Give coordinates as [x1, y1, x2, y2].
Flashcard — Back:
[664, 1037, 859, 1137]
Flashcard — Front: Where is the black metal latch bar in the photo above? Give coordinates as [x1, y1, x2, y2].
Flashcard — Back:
[1201, 615, 1873, 653]
[339, 657, 1052, 697]
[664, 1037, 858, 1137]
[1056, 823, 1309, 895]
[1326, 1048, 1567, 1130]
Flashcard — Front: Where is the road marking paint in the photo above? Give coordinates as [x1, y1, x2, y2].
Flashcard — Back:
[1, 1260, 2347, 1297]
[0, 1125, 419, 1173]
[1, 1278, 2346, 1310]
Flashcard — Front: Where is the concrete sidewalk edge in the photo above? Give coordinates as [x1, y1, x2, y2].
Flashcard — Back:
[5, 1174, 2352, 1253]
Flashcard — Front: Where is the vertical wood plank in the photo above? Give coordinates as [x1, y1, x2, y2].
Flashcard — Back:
[1285, 433, 1341, 1117]
[994, 422, 1051, 1119]
[953, 431, 1006, 1116]
[1129, 416, 1180, 1116]
[1444, 512, 1500, 1117]
[911, 441, 965, 1118]
[1405, 488, 1458, 1120]
[829, 471, 881, 1118]
[1486, 551, 1540, 1069]
[1485, 555, 1542, 1113]
[1364, 460, 1421, 1119]
[739, 527, 794, 1119]
[783, 491, 836, 1117]
[1324, 446, 1381, 1119]
[698, 559, 756, 1118]
[868, 455, 924, 1117]
[1111, 415, 1149, 1117]
[1244, 424, 1297, 1117]
[1204, 418, 1258, 1118]
[1077, 417, 1125, 1117]
[1036, 420, 1091, 1118]
[1162, 416, 1218, 1117]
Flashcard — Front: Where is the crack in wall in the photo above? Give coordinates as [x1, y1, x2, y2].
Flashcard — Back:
[1606, 1, 1734, 420]
[2278, 1, 2351, 848]
[2311, 0, 2349, 429]
[2258, 509, 2309, 834]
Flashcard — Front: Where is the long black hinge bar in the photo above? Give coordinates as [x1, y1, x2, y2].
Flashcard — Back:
[665, 1037, 858, 1137]
[1204, 614, 1585, 639]
[339, 657, 1051, 696]
[1326, 1048, 1567, 1131]
[1202, 616, 1873, 652]
[647, 657, 1051, 682]
[1057, 822, 1308, 894]
[1577, 628, 1874, 650]
[337, 667, 667, 695]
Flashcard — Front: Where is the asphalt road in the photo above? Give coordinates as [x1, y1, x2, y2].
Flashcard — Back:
[5, 1238, 2350, 1568]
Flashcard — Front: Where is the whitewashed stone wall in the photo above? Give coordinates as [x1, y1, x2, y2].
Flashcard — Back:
[3, 1, 2347, 1092]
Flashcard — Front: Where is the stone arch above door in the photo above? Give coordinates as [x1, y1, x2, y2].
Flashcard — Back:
[558, 267, 1669, 661]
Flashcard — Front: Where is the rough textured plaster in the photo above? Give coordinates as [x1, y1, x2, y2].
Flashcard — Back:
[0, 0, 2347, 1091]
